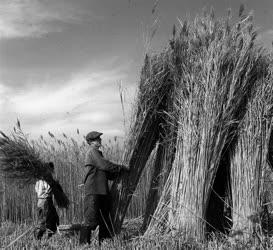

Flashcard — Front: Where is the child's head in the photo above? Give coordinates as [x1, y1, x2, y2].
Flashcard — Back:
[46, 161, 54, 173]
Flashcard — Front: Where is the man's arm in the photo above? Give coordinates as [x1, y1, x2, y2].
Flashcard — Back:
[88, 149, 122, 172]
[35, 180, 51, 197]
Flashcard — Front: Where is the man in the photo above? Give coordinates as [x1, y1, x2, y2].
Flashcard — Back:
[34, 162, 59, 240]
[79, 131, 129, 245]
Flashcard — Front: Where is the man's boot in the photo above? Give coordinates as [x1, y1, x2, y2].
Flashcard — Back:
[79, 226, 92, 245]
[34, 225, 46, 240]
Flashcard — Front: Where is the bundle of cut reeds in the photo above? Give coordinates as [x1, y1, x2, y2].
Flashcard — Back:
[0, 125, 69, 209]
[110, 53, 178, 232]
[141, 109, 178, 231]
[141, 34, 184, 230]
[230, 76, 273, 238]
[147, 9, 271, 241]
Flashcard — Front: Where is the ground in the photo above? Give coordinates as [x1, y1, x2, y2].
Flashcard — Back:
[2, 218, 273, 249]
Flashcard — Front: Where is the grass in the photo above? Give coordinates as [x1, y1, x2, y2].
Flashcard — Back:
[2, 220, 273, 249]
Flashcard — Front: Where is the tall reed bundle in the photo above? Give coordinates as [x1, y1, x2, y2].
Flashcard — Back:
[141, 31, 186, 229]
[145, 163, 174, 236]
[110, 53, 177, 232]
[0, 125, 69, 209]
[141, 104, 178, 231]
[230, 76, 273, 238]
[147, 9, 270, 240]
[141, 143, 167, 231]
[264, 130, 273, 222]
[126, 145, 158, 219]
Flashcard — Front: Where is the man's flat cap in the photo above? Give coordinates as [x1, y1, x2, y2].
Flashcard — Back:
[86, 131, 103, 141]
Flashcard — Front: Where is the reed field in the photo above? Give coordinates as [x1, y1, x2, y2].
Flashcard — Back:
[2, 7, 273, 249]
[0, 129, 153, 224]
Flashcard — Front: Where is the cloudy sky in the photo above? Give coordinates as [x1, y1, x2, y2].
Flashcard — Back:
[0, 0, 272, 140]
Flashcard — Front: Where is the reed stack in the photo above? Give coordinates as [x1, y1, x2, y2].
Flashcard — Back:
[110, 52, 176, 232]
[135, 8, 273, 241]
[230, 76, 273, 238]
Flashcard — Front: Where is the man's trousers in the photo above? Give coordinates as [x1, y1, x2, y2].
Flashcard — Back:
[79, 194, 113, 244]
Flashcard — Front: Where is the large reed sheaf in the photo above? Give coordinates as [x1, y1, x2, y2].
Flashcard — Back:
[110, 53, 176, 232]
[145, 11, 272, 240]
[0, 125, 69, 209]
[230, 77, 273, 237]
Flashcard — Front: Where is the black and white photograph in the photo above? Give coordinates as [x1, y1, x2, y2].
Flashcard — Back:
[1, 0, 273, 249]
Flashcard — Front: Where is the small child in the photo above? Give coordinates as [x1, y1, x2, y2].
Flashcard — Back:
[34, 162, 59, 240]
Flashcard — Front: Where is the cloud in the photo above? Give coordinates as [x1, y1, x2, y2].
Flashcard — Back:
[0, 0, 98, 39]
[9, 69, 126, 115]
[0, 65, 133, 138]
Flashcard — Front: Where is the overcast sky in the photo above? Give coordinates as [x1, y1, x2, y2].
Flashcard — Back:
[0, 0, 272, 140]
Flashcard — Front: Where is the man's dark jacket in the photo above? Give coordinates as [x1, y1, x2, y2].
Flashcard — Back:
[83, 146, 121, 195]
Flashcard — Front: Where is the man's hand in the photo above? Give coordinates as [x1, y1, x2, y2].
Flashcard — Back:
[121, 165, 130, 171]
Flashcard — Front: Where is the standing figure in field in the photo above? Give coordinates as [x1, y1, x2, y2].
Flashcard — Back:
[34, 162, 60, 240]
[79, 131, 129, 245]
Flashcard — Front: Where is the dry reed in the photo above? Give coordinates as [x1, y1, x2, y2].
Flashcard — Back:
[147, 9, 271, 241]
[110, 53, 176, 233]
[230, 76, 273, 238]
[0, 124, 69, 209]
